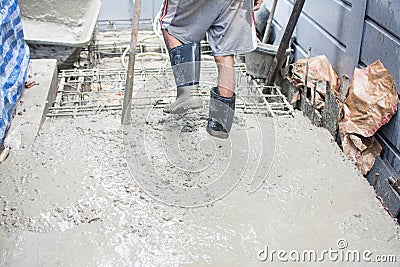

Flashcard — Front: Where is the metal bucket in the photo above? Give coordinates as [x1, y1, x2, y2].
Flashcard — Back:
[245, 43, 279, 79]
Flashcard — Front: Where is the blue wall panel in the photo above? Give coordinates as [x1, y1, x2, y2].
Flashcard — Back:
[367, 0, 400, 39]
[298, 0, 350, 46]
[295, 14, 346, 71]
[360, 20, 400, 94]
[360, 1, 400, 157]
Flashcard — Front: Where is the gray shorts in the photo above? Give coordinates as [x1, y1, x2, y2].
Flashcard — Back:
[160, 0, 257, 56]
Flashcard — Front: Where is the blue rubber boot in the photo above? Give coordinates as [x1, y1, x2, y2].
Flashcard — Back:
[164, 43, 202, 114]
[206, 87, 236, 139]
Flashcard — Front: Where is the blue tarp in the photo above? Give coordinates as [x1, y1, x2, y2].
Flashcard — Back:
[0, 0, 30, 145]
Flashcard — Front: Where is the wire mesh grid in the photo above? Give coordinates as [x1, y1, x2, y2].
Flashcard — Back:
[49, 26, 293, 119]
[50, 62, 293, 118]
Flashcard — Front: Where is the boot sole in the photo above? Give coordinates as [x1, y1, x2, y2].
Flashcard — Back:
[206, 127, 229, 139]
[163, 100, 203, 114]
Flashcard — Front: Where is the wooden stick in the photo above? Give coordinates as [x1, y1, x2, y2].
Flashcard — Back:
[122, 0, 142, 125]
[262, 0, 278, 44]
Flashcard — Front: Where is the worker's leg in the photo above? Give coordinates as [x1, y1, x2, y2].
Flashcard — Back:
[214, 55, 235, 97]
[161, 30, 202, 114]
[204, 0, 256, 138]
[162, 29, 183, 51]
[159, 1, 230, 114]
[206, 55, 236, 139]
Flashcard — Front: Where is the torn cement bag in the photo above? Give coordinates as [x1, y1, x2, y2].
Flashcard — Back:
[340, 60, 398, 138]
[339, 60, 398, 174]
[342, 134, 382, 175]
[289, 55, 340, 110]
[289, 55, 340, 93]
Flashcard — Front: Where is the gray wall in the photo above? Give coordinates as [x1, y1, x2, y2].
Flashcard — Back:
[98, 0, 133, 21]
[98, 0, 163, 28]
[362, 0, 400, 174]
[267, 0, 400, 176]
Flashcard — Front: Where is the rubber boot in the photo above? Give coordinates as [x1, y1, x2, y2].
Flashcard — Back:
[163, 84, 202, 114]
[164, 43, 202, 114]
[206, 87, 236, 139]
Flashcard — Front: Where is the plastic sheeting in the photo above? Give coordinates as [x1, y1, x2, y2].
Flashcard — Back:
[0, 0, 30, 145]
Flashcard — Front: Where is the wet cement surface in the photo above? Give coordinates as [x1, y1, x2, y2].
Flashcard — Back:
[1, 110, 399, 266]
[20, 0, 89, 27]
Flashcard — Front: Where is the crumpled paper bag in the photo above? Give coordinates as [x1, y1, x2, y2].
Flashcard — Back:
[342, 134, 382, 175]
[340, 60, 398, 137]
[289, 55, 340, 109]
[339, 60, 398, 175]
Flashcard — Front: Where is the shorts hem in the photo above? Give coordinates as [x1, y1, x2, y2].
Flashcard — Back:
[162, 26, 192, 45]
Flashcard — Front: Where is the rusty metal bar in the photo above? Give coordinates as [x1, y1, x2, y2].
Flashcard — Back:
[301, 46, 311, 110]
[121, 0, 142, 125]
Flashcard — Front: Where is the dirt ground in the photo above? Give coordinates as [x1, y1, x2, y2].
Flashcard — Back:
[0, 108, 399, 266]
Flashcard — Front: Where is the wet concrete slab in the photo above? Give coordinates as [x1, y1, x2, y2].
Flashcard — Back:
[0, 44, 399, 265]
[0, 109, 399, 265]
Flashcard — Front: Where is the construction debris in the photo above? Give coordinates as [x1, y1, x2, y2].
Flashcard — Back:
[0, 147, 10, 164]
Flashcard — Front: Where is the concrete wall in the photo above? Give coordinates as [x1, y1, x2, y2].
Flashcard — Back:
[267, 0, 400, 177]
